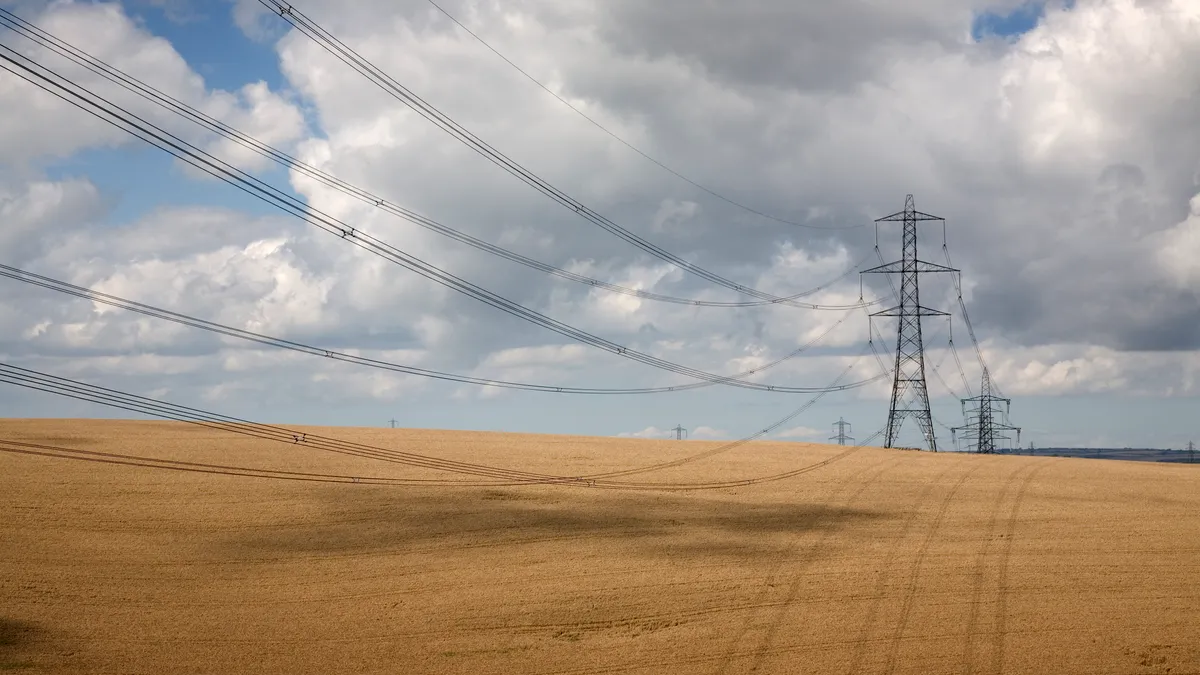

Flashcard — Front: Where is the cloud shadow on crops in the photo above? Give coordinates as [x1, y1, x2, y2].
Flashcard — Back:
[220, 485, 888, 561]
[0, 619, 39, 650]
[0, 618, 56, 671]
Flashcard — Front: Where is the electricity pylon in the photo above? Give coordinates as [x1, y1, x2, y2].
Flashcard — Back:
[951, 368, 1021, 453]
[672, 424, 688, 440]
[862, 195, 957, 450]
[829, 417, 854, 446]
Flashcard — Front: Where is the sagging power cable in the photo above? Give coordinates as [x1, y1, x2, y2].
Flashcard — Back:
[0, 46, 876, 394]
[256, 0, 867, 304]
[0, 262, 876, 395]
[0, 8, 877, 312]
[0, 355, 874, 490]
[421, 0, 862, 231]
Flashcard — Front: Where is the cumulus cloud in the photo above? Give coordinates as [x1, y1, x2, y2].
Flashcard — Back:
[0, 1, 305, 173]
[689, 426, 727, 440]
[4, 0, 1200, 445]
[776, 425, 823, 440]
[616, 425, 726, 440]
[616, 426, 669, 439]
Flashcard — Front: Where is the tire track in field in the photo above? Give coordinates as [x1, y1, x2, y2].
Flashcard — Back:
[991, 459, 1055, 674]
[529, 623, 1116, 675]
[961, 462, 1036, 674]
[881, 462, 986, 674]
[844, 462, 960, 675]
[745, 458, 955, 675]
[711, 454, 903, 674]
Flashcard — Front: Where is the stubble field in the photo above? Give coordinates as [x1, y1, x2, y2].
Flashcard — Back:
[1, 418, 1198, 674]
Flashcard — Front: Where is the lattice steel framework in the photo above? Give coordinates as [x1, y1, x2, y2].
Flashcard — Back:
[951, 368, 1021, 453]
[829, 417, 854, 446]
[862, 195, 957, 450]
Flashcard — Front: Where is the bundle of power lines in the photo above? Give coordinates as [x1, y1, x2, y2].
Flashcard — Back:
[0, 1, 1000, 486]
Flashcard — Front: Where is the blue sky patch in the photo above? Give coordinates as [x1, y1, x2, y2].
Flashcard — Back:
[39, 2, 301, 226]
[47, 144, 293, 225]
[971, 2, 1062, 41]
[127, 2, 285, 93]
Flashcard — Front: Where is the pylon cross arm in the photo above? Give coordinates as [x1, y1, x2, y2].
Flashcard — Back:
[870, 305, 950, 318]
[862, 259, 959, 275]
[875, 210, 944, 222]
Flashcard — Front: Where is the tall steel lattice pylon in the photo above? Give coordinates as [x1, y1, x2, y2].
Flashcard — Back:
[862, 195, 957, 450]
[829, 417, 854, 446]
[951, 368, 1021, 453]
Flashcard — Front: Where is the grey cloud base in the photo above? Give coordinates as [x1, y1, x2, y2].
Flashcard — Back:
[2, 0, 1200, 446]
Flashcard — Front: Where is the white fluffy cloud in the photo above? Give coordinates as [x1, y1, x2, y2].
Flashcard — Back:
[617, 424, 726, 440]
[616, 425, 670, 439]
[0, 1, 304, 173]
[1154, 192, 1200, 287]
[776, 425, 823, 440]
[4, 0, 1200, 445]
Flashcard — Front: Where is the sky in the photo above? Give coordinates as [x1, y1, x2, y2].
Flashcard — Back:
[1, 0, 1199, 449]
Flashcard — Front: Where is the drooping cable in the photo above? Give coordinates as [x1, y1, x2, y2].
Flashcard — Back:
[868, 321, 893, 379]
[928, 347, 963, 402]
[943, 242, 987, 398]
[0, 437, 526, 486]
[420, 0, 859, 231]
[855, 428, 885, 447]
[582, 341, 874, 479]
[0, 357, 874, 490]
[0, 9, 877, 312]
[947, 337, 976, 399]
[0, 47, 878, 394]
[0, 362, 571, 484]
[0, 436, 860, 490]
[255, 0, 867, 305]
[0, 262, 876, 395]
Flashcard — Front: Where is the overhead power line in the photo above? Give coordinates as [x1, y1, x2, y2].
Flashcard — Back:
[943, 242, 993, 398]
[0, 355, 870, 490]
[595, 343, 873, 479]
[0, 262, 878, 395]
[0, 46, 878, 394]
[255, 0, 866, 303]
[0, 362, 571, 485]
[0, 9, 877, 312]
[421, 0, 857, 231]
[925, 330, 964, 402]
[855, 427, 885, 447]
[0, 437, 507, 486]
[0, 435, 858, 491]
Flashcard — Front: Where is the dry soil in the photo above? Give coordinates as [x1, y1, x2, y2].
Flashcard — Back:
[1, 418, 1197, 674]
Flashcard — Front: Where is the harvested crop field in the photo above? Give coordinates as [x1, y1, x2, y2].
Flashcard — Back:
[1, 418, 1198, 674]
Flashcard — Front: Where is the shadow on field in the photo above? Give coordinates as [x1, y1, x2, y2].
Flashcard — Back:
[4, 433, 98, 447]
[222, 486, 884, 561]
[0, 618, 44, 669]
[0, 619, 39, 648]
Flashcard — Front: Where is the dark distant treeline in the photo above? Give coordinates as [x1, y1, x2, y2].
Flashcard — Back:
[995, 447, 1198, 463]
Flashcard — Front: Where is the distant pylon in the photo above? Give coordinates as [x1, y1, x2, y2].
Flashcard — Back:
[829, 417, 854, 446]
[672, 424, 688, 440]
[389, 418, 398, 429]
[862, 195, 957, 450]
[951, 368, 1021, 453]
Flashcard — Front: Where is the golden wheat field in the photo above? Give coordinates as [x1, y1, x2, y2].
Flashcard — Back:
[1, 418, 1198, 674]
